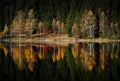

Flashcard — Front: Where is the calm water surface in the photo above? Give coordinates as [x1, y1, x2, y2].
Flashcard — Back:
[0, 42, 120, 81]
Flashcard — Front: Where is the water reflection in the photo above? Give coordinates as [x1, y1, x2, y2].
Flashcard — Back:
[0, 42, 120, 81]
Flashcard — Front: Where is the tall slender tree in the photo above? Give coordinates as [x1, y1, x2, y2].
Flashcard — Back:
[56, 20, 61, 37]
[24, 9, 37, 38]
[11, 10, 25, 36]
[52, 19, 56, 36]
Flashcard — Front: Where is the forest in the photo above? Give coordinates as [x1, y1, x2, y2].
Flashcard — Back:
[0, 0, 120, 39]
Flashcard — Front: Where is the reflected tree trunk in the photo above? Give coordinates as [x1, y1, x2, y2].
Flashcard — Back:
[43, 43, 44, 58]
[112, 43, 115, 56]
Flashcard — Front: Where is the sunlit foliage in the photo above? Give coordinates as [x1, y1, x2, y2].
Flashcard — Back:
[12, 47, 25, 70]
[0, 24, 8, 38]
[11, 10, 25, 35]
[24, 9, 37, 37]
[80, 10, 97, 38]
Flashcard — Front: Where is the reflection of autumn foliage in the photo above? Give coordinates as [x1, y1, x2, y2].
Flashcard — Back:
[37, 45, 65, 62]
[0, 43, 8, 57]
[110, 53, 118, 59]
[99, 49, 108, 70]
[12, 47, 25, 70]
[71, 44, 82, 64]
[9, 43, 120, 73]
[11, 45, 37, 72]
[80, 48, 96, 71]
[0, 24, 8, 38]
[38, 45, 49, 60]
[24, 46, 36, 72]
[38, 51, 43, 60]
[52, 46, 65, 62]
[71, 46, 77, 59]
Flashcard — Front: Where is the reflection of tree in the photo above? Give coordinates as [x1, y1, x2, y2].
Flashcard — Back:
[110, 43, 119, 59]
[99, 44, 108, 70]
[80, 43, 96, 71]
[71, 43, 80, 64]
[38, 43, 50, 60]
[0, 43, 8, 57]
[1, 42, 120, 81]
[38, 43, 43, 60]
[12, 46, 25, 70]
[52, 44, 65, 62]
[52, 45, 60, 62]
[24, 46, 36, 72]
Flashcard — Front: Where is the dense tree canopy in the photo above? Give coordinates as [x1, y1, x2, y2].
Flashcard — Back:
[0, 0, 120, 38]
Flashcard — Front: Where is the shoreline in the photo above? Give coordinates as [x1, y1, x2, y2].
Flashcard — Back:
[2, 38, 120, 43]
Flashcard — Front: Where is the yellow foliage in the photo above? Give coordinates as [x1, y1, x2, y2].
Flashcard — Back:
[88, 10, 93, 16]
[115, 54, 118, 58]
[102, 64, 105, 70]
[12, 47, 24, 70]
[3, 46, 8, 57]
[61, 22, 64, 29]
[72, 23, 78, 35]
[115, 23, 118, 27]
[28, 62, 34, 72]
[24, 47, 36, 64]
[56, 52, 60, 61]
[28, 9, 34, 18]
[52, 19, 56, 26]
[71, 47, 77, 58]
[24, 47, 36, 72]
[101, 11, 105, 17]
[52, 54, 56, 62]
[60, 48, 65, 59]
[110, 53, 113, 59]
[0, 43, 8, 56]
[12, 48, 20, 62]
[80, 48, 96, 71]
[56, 20, 61, 28]
[0, 24, 8, 37]
[88, 65, 93, 71]
[38, 21, 43, 28]
[38, 52, 43, 60]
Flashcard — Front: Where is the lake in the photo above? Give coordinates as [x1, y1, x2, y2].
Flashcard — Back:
[0, 42, 120, 81]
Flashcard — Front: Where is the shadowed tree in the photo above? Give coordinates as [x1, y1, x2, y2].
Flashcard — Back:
[71, 23, 79, 39]
[38, 21, 43, 38]
[52, 19, 56, 36]
[80, 10, 88, 38]
[61, 22, 65, 36]
[56, 20, 61, 37]
[110, 22, 119, 38]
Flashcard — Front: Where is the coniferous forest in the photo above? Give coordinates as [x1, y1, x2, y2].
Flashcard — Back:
[0, 0, 120, 39]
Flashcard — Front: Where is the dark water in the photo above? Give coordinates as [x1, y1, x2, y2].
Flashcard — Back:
[0, 42, 120, 81]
